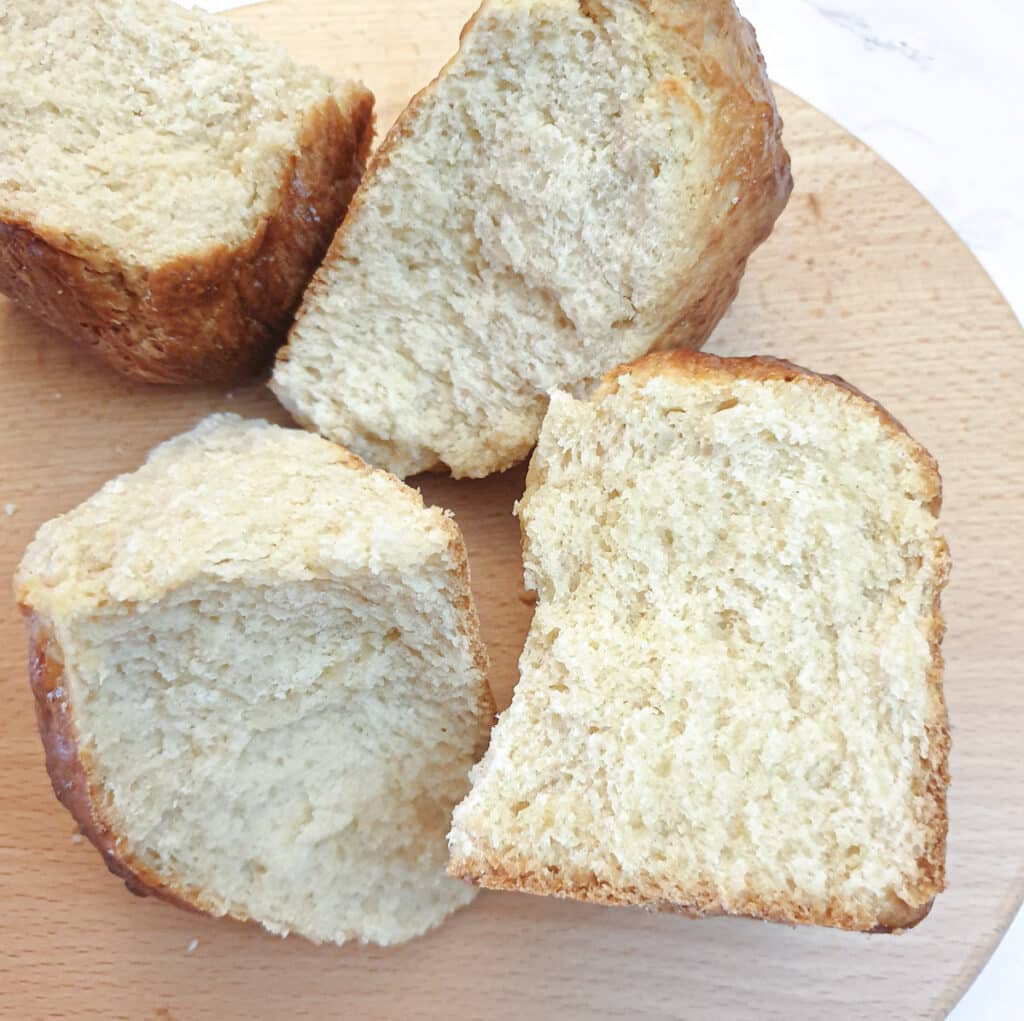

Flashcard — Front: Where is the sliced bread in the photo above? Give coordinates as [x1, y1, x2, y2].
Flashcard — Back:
[271, 0, 792, 478]
[448, 350, 950, 932]
[15, 415, 493, 946]
[0, 0, 374, 383]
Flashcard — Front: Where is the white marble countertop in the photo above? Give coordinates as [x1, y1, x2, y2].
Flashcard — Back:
[186, 1, 1023, 1015]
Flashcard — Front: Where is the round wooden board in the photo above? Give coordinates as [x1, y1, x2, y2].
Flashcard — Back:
[1, 2, 1021, 1018]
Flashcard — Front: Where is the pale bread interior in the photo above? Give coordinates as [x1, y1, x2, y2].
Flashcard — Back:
[17, 416, 489, 946]
[273, 0, 775, 478]
[0, 0, 359, 264]
[449, 360, 948, 929]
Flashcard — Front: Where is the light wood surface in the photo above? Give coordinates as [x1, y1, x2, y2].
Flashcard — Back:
[1, 2, 1021, 1018]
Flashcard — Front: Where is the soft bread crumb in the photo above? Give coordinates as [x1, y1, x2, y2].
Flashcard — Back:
[17, 415, 493, 947]
[185, 939, 199, 954]
[0, 0, 351, 263]
[449, 351, 950, 933]
[272, 0, 790, 478]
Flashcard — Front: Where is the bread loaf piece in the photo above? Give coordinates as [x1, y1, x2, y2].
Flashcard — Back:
[271, 0, 792, 479]
[16, 415, 493, 946]
[449, 350, 950, 932]
[0, 0, 373, 383]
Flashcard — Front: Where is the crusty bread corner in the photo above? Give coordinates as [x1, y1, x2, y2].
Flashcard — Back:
[449, 349, 950, 933]
[626, 0, 794, 353]
[271, 0, 792, 480]
[0, 90, 373, 384]
[24, 610, 210, 915]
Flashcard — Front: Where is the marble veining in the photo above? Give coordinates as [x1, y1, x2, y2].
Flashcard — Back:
[811, 4, 933, 64]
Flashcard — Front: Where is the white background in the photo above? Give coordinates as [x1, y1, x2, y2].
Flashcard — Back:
[187, 1, 1023, 1014]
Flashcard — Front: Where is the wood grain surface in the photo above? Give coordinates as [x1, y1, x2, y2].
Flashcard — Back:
[1, 2, 1021, 1018]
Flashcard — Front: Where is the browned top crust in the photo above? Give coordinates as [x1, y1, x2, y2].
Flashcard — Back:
[639, 0, 794, 352]
[0, 89, 374, 384]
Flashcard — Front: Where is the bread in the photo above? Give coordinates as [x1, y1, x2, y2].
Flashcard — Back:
[271, 0, 792, 479]
[15, 415, 494, 947]
[448, 349, 950, 932]
[0, 0, 373, 384]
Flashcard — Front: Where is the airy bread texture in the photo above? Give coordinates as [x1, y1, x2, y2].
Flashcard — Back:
[0, 0, 373, 383]
[272, 0, 791, 479]
[449, 350, 950, 932]
[16, 415, 493, 946]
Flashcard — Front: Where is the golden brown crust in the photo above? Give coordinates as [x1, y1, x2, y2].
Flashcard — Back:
[449, 853, 933, 933]
[22, 609, 215, 915]
[0, 90, 374, 384]
[453, 348, 949, 933]
[640, 0, 793, 353]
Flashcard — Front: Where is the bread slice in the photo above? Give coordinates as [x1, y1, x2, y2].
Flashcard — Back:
[448, 350, 950, 932]
[15, 415, 493, 946]
[271, 0, 792, 479]
[0, 0, 373, 384]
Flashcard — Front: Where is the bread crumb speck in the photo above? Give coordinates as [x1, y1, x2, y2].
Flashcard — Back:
[70, 833, 83, 844]
[186, 938, 199, 954]
[3, 503, 15, 516]
[52, 391, 62, 399]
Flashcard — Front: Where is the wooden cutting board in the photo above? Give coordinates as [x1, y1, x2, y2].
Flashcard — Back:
[1, 2, 1021, 1018]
